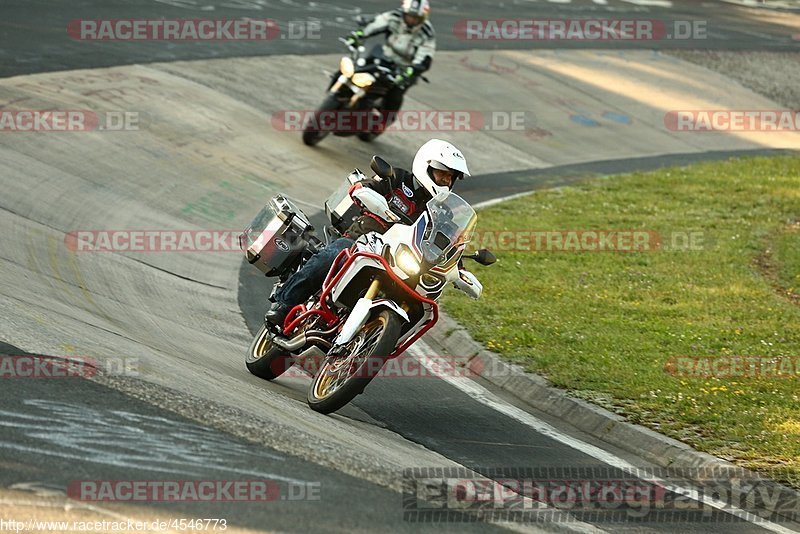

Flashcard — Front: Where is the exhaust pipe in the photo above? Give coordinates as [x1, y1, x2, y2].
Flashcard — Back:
[272, 333, 307, 351]
[271, 324, 337, 352]
[273, 334, 333, 351]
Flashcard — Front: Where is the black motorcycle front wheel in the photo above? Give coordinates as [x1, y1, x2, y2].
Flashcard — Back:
[357, 132, 378, 143]
[307, 309, 402, 414]
[302, 95, 340, 146]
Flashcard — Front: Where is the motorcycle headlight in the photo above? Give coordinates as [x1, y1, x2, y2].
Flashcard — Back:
[396, 245, 421, 276]
[351, 73, 376, 88]
[340, 57, 355, 78]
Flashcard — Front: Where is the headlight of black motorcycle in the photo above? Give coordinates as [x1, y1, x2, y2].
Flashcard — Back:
[340, 57, 355, 78]
[351, 73, 376, 88]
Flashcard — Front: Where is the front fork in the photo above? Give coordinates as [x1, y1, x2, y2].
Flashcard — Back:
[330, 75, 366, 108]
[333, 278, 381, 346]
[364, 278, 381, 300]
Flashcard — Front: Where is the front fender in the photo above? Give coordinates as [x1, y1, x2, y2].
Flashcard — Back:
[334, 298, 410, 346]
[329, 82, 351, 99]
[329, 77, 365, 103]
[369, 299, 410, 323]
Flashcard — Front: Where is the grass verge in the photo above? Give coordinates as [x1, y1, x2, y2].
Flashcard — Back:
[444, 155, 800, 487]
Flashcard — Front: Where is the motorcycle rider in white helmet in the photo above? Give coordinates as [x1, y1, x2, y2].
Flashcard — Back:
[344, 0, 435, 133]
[266, 139, 472, 327]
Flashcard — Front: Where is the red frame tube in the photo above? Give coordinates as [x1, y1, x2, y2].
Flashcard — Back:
[283, 247, 439, 358]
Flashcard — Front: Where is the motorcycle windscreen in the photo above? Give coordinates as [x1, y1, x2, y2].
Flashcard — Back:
[419, 192, 477, 265]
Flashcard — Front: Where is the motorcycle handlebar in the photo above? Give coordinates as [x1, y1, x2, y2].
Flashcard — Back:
[338, 37, 357, 53]
[336, 38, 430, 84]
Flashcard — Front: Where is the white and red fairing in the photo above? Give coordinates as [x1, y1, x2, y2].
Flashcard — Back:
[327, 191, 480, 353]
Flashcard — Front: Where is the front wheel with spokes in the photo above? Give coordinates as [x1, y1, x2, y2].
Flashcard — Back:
[307, 309, 402, 414]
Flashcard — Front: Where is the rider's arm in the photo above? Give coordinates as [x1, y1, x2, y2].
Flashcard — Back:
[348, 167, 407, 223]
[349, 181, 400, 224]
[353, 166, 406, 197]
[356, 176, 391, 196]
[412, 26, 436, 70]
[360, 10, 396, 38]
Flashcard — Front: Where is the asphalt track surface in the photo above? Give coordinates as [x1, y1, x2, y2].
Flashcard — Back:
[1, 0, 799, 77]
[1, 0, 800, 533]
[0, 345, 493, 534]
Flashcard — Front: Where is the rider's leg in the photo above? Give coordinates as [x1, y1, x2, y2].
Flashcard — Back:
[266, 237, 355, 325]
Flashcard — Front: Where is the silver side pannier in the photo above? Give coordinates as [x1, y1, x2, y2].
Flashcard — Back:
[239, 195, 312, 277]
[324, 170, 364, 235]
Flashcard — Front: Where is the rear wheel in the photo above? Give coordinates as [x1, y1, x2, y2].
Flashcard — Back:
[302, 95, 340, 146]
[245, 324, 292, 380]
[307, 309, 402, 414]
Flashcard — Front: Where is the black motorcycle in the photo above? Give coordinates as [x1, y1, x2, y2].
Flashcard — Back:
[302, 40, 426, 146]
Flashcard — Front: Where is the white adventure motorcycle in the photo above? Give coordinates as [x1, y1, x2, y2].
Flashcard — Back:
[239, 157, 495, 414]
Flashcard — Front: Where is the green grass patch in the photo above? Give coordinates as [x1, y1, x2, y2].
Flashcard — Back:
[445, 155, 800, 487]
[772, 225, 800, 302]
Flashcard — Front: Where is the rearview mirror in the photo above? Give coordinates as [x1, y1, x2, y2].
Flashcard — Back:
[370, 156, 395, 180]
[468, 249, 496, 266]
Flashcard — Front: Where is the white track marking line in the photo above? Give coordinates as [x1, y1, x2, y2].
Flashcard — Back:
[619, 0, 673, 6]
[720, 0, 800, 8]
[409, 341, 798, 533]
[0, 498, 132, 521]
[473, 191, 540, 210]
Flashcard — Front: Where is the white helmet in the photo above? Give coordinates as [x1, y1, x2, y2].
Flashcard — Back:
[412, 139, 471, 197]
[401, 0, 430, 30]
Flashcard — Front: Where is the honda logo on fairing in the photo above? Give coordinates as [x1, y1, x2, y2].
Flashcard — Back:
[274, 238, 290, 252]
